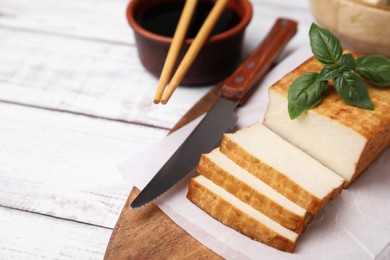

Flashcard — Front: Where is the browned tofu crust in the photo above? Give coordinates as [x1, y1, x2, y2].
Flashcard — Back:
[220, 135, 343, 214]
[269, 53, 390, 185]
[187, 178, 297, 253]
[197, 154, 313, 234]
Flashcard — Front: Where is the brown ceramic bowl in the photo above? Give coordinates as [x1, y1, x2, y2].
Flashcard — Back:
[126, 0, 252, 86]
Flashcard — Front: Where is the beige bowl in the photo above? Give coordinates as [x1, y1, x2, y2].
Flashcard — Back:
[310, 0, 390, 56]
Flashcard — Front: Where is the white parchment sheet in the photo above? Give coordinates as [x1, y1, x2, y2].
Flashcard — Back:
[119, 47, 390, 260]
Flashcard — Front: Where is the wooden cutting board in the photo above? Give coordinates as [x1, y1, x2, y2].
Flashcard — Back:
[104, 84, 223, 259]
[104, 18, 299, 258]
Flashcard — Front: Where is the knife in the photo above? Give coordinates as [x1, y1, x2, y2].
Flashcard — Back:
[131, 18, 297, 209]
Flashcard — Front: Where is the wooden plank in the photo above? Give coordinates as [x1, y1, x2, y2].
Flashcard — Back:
[105, 188, 222, 260]
[0, 1, 315, 258]
[0, 0, 314, 57]
[0, 1, 313, 129]
[0, 0, 309, 45]
[0, 102, 167, 228]
[0, 206, 111, 259]
[0, 28, 210, 129]
[104, 7, 315, 255]
[0, 0, 132, 44]
[105, 84, 222, 259]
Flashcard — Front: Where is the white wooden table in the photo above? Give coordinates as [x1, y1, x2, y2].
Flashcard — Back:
[0, 0, 314, 258]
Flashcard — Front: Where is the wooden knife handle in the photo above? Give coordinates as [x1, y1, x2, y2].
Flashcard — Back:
[221, 18, 297, 105]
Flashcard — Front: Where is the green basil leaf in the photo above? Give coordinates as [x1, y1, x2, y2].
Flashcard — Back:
[341, 53, 356, 71]
[309, 23, 343, 64]
[354, 55, 390, 87]
[317, 54, 356, 81]
[288, 72, 328, 119]
[334, 72, 374, 110]
[317, 63, 343, 81]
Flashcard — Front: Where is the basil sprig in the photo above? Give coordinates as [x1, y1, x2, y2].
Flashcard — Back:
[334, 72, 374, 110]
[288, 72, 328, 119]
[309, 23, 342, 64]
[288, 23, 390, 119]
[355, 55, 390, 87]
[317, 54, 356, 81]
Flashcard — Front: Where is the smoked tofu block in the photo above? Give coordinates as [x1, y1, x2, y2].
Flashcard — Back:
[187, 175, 299, 253]
[220, 123, 345, 214]
[197, 149, 312, 234]
[264, 56, 390, 186]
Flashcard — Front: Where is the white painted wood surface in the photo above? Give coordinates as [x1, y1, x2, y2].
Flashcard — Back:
[0, 102, 167, 228]
[0, 0, 314, 258]
[0, 27, 209, 129]
[0, 206, 112, 259]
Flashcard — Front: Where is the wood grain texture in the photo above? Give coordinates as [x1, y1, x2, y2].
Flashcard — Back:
[0, 102, 167, 228]
[0, 0, 309, 45]
[0, 28, 209, 129]
[221, 18, 297, 104]
[0, 206, 112, 259]
[0, 0, 313, 66]
[105, 188, 222, 260]
[105, 84, 223, 259]
[0, 0, 132, 44]
[0, 0, 314, 258]
[0, 0, 313, 130]
[103, 10, 304, 256]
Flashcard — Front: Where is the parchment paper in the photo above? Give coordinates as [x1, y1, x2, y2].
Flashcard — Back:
[118, 47, 390, 259]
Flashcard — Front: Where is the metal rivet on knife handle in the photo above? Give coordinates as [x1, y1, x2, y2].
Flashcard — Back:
[247, 62, 256, 68]
[235, 76, 244, 83]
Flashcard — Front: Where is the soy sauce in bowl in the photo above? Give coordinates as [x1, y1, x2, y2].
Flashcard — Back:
[137, 2, 241, 39]
[127, 0, 252, 85]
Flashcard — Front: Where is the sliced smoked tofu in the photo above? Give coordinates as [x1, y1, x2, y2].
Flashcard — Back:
[264, 56, 390, 186]
[197, 149, 312, 234]
[187, 175, 299, 253]
[220, 123, 345, 214]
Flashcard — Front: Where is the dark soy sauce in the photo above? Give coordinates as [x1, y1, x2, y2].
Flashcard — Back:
[137, 2, 241, 38]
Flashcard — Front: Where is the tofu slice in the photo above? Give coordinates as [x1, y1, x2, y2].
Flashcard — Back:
[187, 175, 299, 253]
[220, 123, 345, 214]
[264, 56, 390, 186]
[198, 149, 313, 234]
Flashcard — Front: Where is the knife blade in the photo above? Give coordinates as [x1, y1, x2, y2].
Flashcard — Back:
[131, 18, 297, 210]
